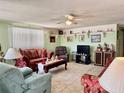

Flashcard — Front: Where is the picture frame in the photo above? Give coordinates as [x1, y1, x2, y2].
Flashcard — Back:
[58, 30, 63, 35]
[91, 34, 101, 43]
[50, 36, 55, 43]
[67, 35, 73, 42]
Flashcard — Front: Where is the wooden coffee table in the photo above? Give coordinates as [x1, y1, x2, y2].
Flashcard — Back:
[44, 59, 67, 73]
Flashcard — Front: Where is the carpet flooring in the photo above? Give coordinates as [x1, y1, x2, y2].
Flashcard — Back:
[49, 62, 104, 93]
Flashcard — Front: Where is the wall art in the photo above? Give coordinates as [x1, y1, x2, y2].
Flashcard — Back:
[50, 36, 55, 43]
[67, 35, 73, 42]
[91, 34, 101, 43]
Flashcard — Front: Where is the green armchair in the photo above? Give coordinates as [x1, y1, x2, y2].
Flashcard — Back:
[0, 62, 52, 93]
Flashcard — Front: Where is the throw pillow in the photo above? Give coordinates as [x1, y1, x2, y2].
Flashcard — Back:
[15, 59, 27, 68]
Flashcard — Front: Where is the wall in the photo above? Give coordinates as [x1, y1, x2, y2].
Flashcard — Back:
[0, 22, 9, 52]
[116, 25, 124, 56]
[60, 24, 117, 62]
[0, 22, 60, 53]
[44, 28, 60, 52]
[0, 21, 118, 62]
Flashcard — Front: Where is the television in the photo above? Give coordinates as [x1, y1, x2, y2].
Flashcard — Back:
[77, 45, 90, 55]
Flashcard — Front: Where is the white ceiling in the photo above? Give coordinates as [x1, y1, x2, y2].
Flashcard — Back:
[0, 0, 124, 29]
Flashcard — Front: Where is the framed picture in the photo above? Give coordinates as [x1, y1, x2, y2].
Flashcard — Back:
[50, 36, 55, 43]
[91, 34, 101, 43]
[58, 30, 63, 35]
[67, 35, 73, 42]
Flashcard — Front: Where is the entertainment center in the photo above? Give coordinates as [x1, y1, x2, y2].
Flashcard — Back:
[76, 45, 91, 64]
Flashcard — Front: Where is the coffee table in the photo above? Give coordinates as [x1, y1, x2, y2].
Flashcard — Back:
[44, 59, 67, 73]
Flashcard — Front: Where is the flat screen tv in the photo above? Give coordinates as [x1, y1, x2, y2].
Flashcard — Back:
[77, 45, 90, 54]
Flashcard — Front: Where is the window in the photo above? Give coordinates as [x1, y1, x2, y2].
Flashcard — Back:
[9, 27, 44, 48]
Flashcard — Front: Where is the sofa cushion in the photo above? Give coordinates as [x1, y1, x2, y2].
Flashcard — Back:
[19, 49, 32, 59]
[18, 67, 33, 77]
[24, 50, 32, 59]
[20, 49, 39, 59]
[41, 49, 47, 58]
[36, 49, 42, 57]
[29, 49, 39, 59]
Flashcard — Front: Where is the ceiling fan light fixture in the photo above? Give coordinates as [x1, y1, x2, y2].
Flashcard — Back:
[68, 15, 75, 20]
[65, 20, 72, 25]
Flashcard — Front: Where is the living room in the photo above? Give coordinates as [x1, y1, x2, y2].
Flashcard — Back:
[0, 0, 124, 93]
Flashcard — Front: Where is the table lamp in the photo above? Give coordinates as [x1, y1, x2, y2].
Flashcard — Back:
[4, 48, 22, 60]
[99, 57, 124, 93]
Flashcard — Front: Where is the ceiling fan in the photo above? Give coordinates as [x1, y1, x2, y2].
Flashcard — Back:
[56, 13, 77, 25]
[56, 13, 94, 25]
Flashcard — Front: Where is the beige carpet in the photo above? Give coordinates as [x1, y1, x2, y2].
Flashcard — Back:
[49, 62, 104, 93]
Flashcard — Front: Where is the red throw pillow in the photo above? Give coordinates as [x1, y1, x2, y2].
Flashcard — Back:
[15, 59, 27, 68]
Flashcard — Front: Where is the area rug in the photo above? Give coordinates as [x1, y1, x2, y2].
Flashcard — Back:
[50, 62, 104, 93]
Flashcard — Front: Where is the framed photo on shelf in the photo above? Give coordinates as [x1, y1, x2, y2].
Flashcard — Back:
[50, 36, 55, 43]
[91, 34, 101, 43]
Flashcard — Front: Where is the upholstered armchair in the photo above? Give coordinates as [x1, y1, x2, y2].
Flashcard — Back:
[81, 56, 114, 93]
[0, 62, 52, 93]
[55, 46, 69, 62]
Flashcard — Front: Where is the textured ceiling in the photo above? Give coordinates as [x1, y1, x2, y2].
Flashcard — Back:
[0, 0, 124, 29]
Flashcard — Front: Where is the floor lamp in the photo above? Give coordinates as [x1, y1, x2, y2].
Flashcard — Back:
[99, 57, 124, 93]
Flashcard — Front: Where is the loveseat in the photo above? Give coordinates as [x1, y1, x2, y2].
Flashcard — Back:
[0, 62, 52, 93]
[19, 48, 53, 71]
[81, 56, 114, 93]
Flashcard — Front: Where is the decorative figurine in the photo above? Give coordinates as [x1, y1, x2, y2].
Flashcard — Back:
[97, 44, 102, 51]
[103, 43, 110, 52]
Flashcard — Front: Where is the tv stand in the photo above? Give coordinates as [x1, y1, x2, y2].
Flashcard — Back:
[76, 53, 91, 64]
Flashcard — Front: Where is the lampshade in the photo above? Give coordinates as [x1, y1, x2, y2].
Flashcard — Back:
[99, 57, 124, 93]
[4, 48, 22, 60]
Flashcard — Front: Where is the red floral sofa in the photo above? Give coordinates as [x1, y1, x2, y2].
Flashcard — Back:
[81, 56, 114, 93]
[16, 48, 53, 71]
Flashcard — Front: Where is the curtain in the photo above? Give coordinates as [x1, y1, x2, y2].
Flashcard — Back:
[10, 27, 44, 49]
